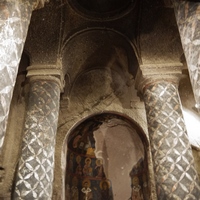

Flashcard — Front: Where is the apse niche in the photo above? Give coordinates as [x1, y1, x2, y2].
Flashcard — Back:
[65, 114, 150, 200]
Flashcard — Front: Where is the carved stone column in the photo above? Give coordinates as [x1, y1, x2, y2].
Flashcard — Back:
[136, 63, 200, 199]
[0, 0, 48, 152]
[172, 0, 200, 112]
[14, 66, 63, 200]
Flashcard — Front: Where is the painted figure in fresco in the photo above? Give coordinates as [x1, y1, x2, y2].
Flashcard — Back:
[69, 153, 74, 173]
[84, 136, 92, 151]
[131, 176, 143, 200]
[83, 157, 93, 176]
[78, 126, 90, 152]
[73, 134, 82, 149]
[129, 158, 146, 200]
[76, 165, 83, 176]
[100, 180, 113, 200]
[142, 174, 149, 200]
[86, 147, 95, 156]
[75, 155, 83, 176]
[71, 177, 79, 200]
[81, 179, 93, 200]
[65, 184, 71, 200]
[95, 159, 104, 177]
[79, 122, 97, 153]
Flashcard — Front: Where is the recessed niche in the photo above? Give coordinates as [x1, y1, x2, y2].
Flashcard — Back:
[65, 113, 150, 200]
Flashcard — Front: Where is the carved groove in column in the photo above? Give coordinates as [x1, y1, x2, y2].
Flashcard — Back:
[14, 80, 60, 200]
[144, 82, 200, 199]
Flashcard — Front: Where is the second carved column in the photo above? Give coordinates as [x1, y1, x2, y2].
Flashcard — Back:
[14, 71, 61, 199]
[136, 64, 200, 199]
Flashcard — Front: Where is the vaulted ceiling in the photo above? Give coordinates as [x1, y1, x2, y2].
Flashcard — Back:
[24, 0, 182, 78]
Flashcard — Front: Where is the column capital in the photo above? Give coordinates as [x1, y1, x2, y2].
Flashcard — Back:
[135, 63, 183, 93]
[27, 65, 65, 92]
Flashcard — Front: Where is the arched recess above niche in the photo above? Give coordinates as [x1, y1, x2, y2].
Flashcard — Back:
[61, 28, 140, 89]
[63, 113, 151, 200]
[68, 68, 135, 110]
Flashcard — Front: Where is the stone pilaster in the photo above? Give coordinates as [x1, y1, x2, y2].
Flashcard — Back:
[136, 63, 200, 199]
[14, 66, 63, 200]
[0, 0, 48, 152]
[172, 0, 200, 112]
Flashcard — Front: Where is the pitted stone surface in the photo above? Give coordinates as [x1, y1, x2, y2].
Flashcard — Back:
[14, 80, 60, 200]
[144, 81, 200, 199]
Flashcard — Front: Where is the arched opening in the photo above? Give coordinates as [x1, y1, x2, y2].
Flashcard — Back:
[65, 113, 150, 200]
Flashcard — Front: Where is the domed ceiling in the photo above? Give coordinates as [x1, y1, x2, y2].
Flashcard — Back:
[68, 0, 135, 19]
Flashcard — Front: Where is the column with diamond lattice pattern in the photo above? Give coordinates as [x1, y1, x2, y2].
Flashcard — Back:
[143, 80, 200, 199]
[172, 1, 200, 112]
[14, 76, 60, 200]
[0, 0, 48, 152]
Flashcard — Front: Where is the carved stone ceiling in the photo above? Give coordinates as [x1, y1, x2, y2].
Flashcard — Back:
[24, 0, 182, 74]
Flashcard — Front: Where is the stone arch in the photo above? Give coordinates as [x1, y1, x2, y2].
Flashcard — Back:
[62, 112, 151, 200]
[61, 28, 140, 83]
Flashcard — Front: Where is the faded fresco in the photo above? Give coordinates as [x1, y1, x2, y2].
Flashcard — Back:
[65, 114, 149, 200]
